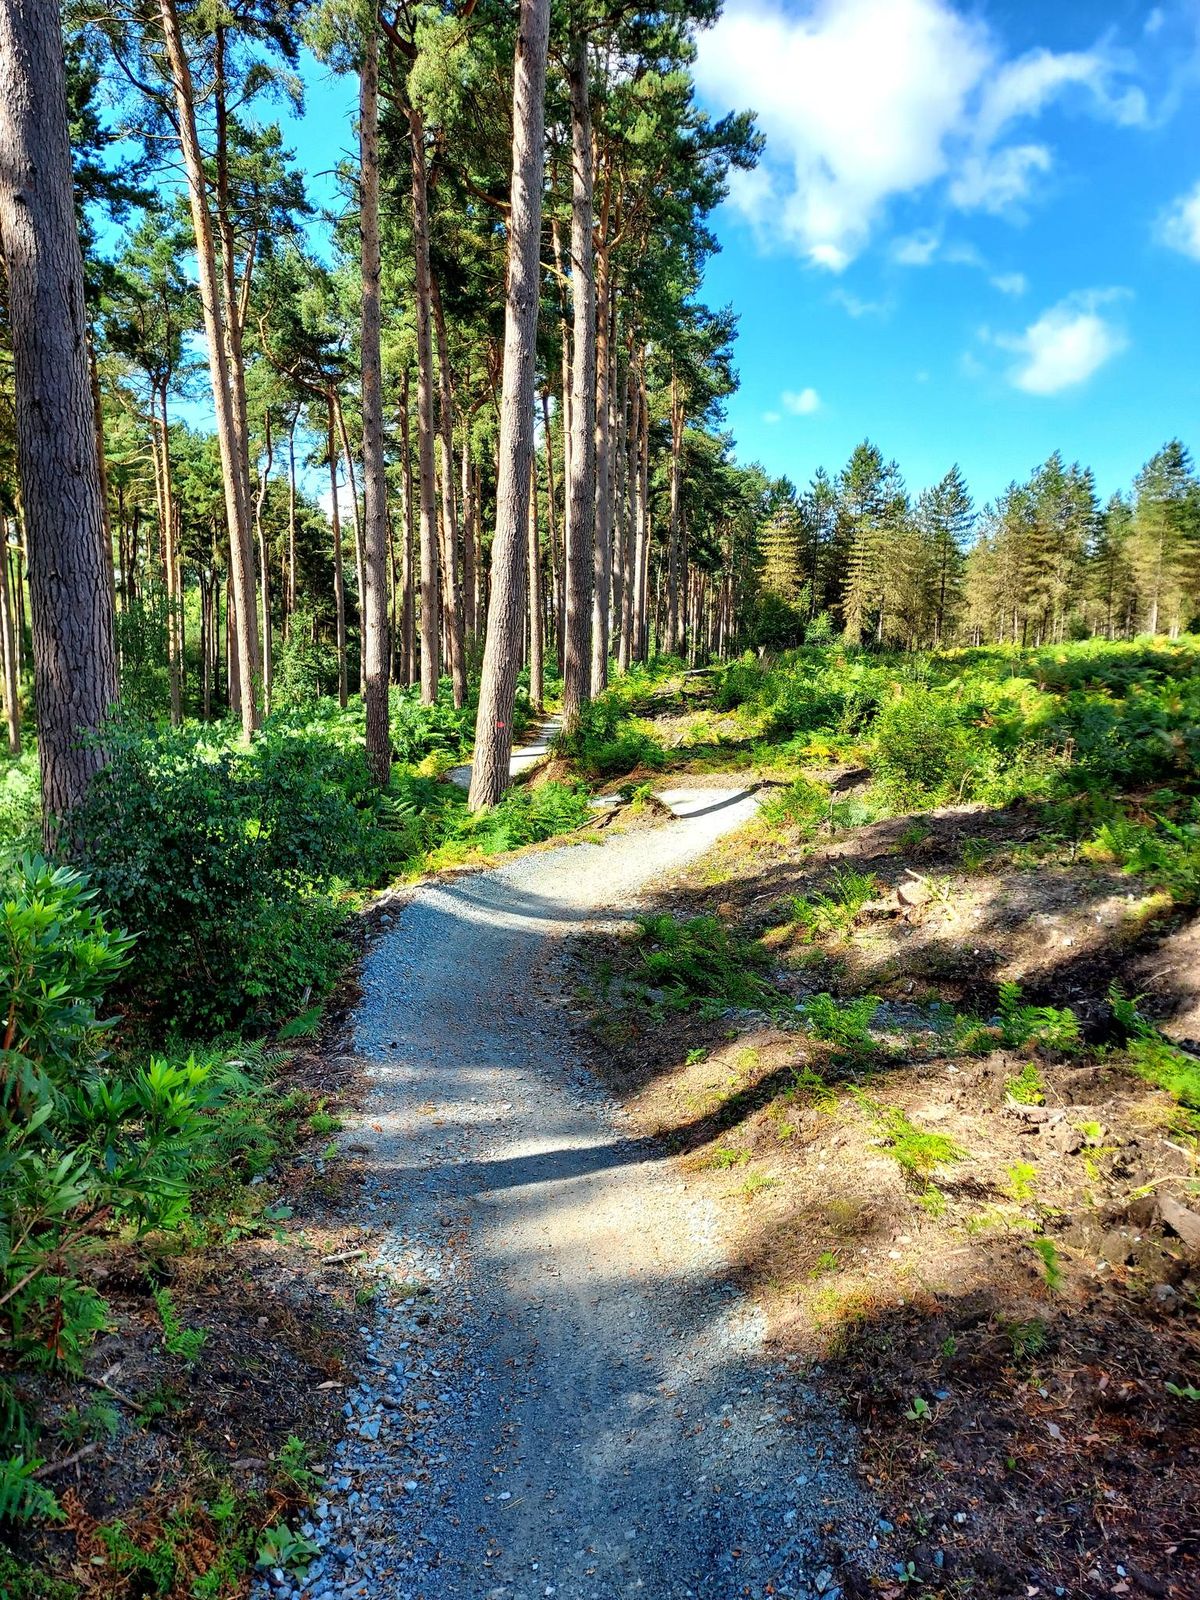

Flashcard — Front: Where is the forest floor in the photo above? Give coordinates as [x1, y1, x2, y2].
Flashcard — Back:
[15, 670, 1199, 1600]
[570, 674, 1200, 1600]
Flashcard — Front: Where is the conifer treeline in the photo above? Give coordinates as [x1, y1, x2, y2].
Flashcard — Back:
[747, 439, 1200, 652]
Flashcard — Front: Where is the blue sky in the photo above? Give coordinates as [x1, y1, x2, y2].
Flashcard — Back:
[692, 0, 1200, 507]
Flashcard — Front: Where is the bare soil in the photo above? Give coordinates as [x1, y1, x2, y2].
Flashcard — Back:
[577, 799, 1200, 1600]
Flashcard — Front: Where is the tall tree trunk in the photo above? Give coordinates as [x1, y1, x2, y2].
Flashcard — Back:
[0, 0, 118, 839]
[665, 368, 684, 655]
[409, 105, 441, 704]
[551, 216, 572, 531]
[399, 373, 416, 685]
[617, 357, 636, 673]
[589, 243, 613, 694]
[541, 389, 562, 671]
[157, 0, 259, 739]
[431, 276, 467, 707]
[561, 38, 596, 734]
[327, 396, 348, 708]
[360, 17, 391, 785]
[157, 387, 183, 724]
[468, 0, 551, 808]
[286, 406, 299, 637]
[460, 429, 476, 641]
[333, 394, 366, 693]
[0, 518, 21, 754]
[253, 407, 274, 715]
[527, 455, 544, 712]
[632, 366, 650, 661]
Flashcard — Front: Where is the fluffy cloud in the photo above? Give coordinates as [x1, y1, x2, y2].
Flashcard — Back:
[782, 387, 822, 414]
[694, 0, 1147, 269]
[997, 291, 1128, 395]
[1159, 180, 1200, 260]
[990, 271, 1029, 296]
[948, 144, 1051, 213]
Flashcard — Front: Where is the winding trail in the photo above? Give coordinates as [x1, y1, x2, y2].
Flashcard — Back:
[291, 790, 873, 1600]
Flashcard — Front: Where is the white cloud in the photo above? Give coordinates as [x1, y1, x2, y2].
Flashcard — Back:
[997, 290, 1129, 394]
[975, 47, 1147, 143]
[948, 144, 1051, 212]
[1159, 179, 1200, 260]
[782, 386, 822, 414]
[762, 409, 782, 424]
[831, 287, 890, 317]
[990, 271, 1029, 295]
[892, 230, 940, 265]
[694, 0, 1148, 268]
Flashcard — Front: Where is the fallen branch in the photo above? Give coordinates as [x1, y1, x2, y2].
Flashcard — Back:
[321, 1248, 367, 1266]
[33, 1443, 98, 1479]
[82, 1373, 145, 1414]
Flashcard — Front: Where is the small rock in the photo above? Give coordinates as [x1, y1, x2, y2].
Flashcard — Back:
[1159, 1194, 1200, 1254]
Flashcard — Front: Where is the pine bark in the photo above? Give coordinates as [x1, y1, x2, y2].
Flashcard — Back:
[561, 39, 596, 734]
[431, 277, 467, 706]
[589, 245, 613, 694]
[157, 0, 259, 738]
[665, 369, 684, 655]
[617, 359, 636, 673]
[541, 389, 562, 669]
[468, 0, 551, 809]
[409, 106, 441, 704]
[253, 408, 274, 716]
[327, 396, 349, 708]
[0, 518, 21, 754]
[527, 456, 544, 712]
[0, 0, 119, 839]
[632, 366, 650, 661]
[359, 20, 391, 785]
[398, 374, 416, 685]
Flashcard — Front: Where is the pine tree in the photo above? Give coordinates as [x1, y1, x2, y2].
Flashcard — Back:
[1129, 441, 1198, 636]
[915, 465, 973, 646]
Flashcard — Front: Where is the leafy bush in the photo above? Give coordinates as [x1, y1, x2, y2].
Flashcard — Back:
[851, 1088, 967, 1185]
[1109, 988, 1200, 1108]
[390, 687, 473, 764]
[758, 776, 829, 831]
[792, 866, 877, 933]
[71, 714, 385, 1031]
[557, 692, 665, 779]
[871, 692, 980, 801]
[1084, 811, 1200, 905]
[0, 855, 318, 1520]
[0, 747, 39, 852]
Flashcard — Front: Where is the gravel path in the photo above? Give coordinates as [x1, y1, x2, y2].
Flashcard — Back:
[264, 789, 875, 1600]
[448, 716, 562, 791]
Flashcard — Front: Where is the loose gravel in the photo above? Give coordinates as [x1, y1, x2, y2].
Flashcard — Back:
[256, 786, 877, 1600]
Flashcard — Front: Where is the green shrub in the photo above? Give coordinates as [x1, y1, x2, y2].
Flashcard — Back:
[1109, 988, 1200, 1108]
[798, 992, 879, 1052]
[557, 692, 666, 779]
[850, 1088, 967, 1184]
[759, 776, 828, 830]
[998, 982, 1081, 1052]
[632, 913, 775, 1012]
[0, 747, 40, 852]
[792, 866, 877, 933]
[71, 714, 383, 1031]
[872, 692, 979, 800]
[1085, 811, 1200, 904]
